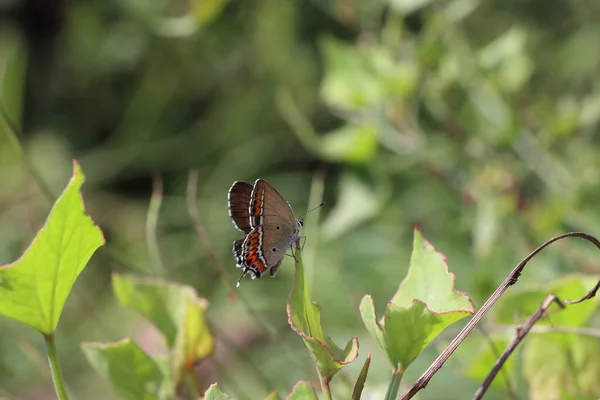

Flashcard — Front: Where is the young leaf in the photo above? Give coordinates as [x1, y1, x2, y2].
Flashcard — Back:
[82, 338, 162, 400]
[287, 248, 359, 383]
[204, 383, 233, 400]
[360, 228, 475, 372]
[112, 274, 214, 391]
[285, 381, 318, 400]
[113, 274, 187, 347]
[0, 160, 105, 333]
[352, 352, 371, 400]
[171, 293, 214, 385]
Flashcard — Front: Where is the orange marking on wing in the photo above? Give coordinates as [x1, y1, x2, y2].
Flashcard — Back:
[252, 186, 264, 216]
[244, 230, 267, 274]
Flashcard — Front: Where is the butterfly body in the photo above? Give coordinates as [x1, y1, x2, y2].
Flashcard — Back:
[228, 179, 303, 286]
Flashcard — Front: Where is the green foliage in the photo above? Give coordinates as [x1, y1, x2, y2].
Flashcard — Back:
[204, 383, 232, 400]
[462, 337, 516, 391]
[524, 334, 600, 400]
[82, 338, 164, 400]
[111, 274, 214, 397]
[2, 0, 600, 398]
[0, 161, 105, 334]
[285, 381, 318, 400]
[493, 275, 600, 327]
[351, 353, 371, 400]
[287, 248, 359, 382]
[462, 274, 600, 399]
[360, 229, 475, 374]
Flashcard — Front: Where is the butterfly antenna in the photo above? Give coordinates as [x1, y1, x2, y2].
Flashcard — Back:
[298, 202, 325, 220]
[236, 270, 246, 288]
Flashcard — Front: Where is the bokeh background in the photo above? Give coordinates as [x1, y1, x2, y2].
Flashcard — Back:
[1, 0, 600, 399]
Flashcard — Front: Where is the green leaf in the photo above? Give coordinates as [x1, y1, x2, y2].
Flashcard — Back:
[493, 275, 600, 327]
[462, 336, 516, 390]
[287, 248, 359, 382]
[322, 173, 384, 240]
[0, 160, 105, 333]
[390, 229, 475, 312]
[204, 383, 233, 400]
[112, 274, 214, 390]
[171, 292, 214, 385]
[285, 381, 318, 400]
[352, 353, 371, 400]
[82, 338, 162, 400]
[264, 391, 281, 400]
[360, 228, 475, 371]
[319, 36, 383, 111]
[320, 123, 379, 164]
[524, 333, 600, 400]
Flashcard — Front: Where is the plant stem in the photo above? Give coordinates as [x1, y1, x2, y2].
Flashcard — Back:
[43, 333, 69, 400]
[384, 369, 402, 400]
[319, 374, 333, 400]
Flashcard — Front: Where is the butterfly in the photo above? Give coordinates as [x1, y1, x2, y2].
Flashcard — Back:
[228, 179, 303, 287]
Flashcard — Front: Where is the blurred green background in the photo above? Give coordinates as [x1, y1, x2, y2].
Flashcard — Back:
[1, 0, 600, 398]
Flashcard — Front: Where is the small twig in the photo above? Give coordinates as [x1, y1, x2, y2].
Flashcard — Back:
[564, 279, 600, 304]
[473, 294, 564, 399]
[399, 232, 600, 400]
[146, 174, 165, 273]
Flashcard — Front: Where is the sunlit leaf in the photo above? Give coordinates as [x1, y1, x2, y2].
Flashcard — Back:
[287, 248, 359, 381]
[360, 228, 475, 371]
[320, 123, 379, 164]
[0, 161, 105, 333]
[82, 338, 162, 400]
[171, 293, 214, 385]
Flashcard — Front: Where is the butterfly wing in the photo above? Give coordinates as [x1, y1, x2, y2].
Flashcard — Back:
[241, 223, 297, 279]
[232, 238, 245, 268]
[240, 226, 269, 279]
[228, 181, 253, 233]
[250, 179, 297, 230]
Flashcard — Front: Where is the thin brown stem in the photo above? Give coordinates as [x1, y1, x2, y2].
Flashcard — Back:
[399, 232, 600, 400]
[473, 294, 564, 399]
